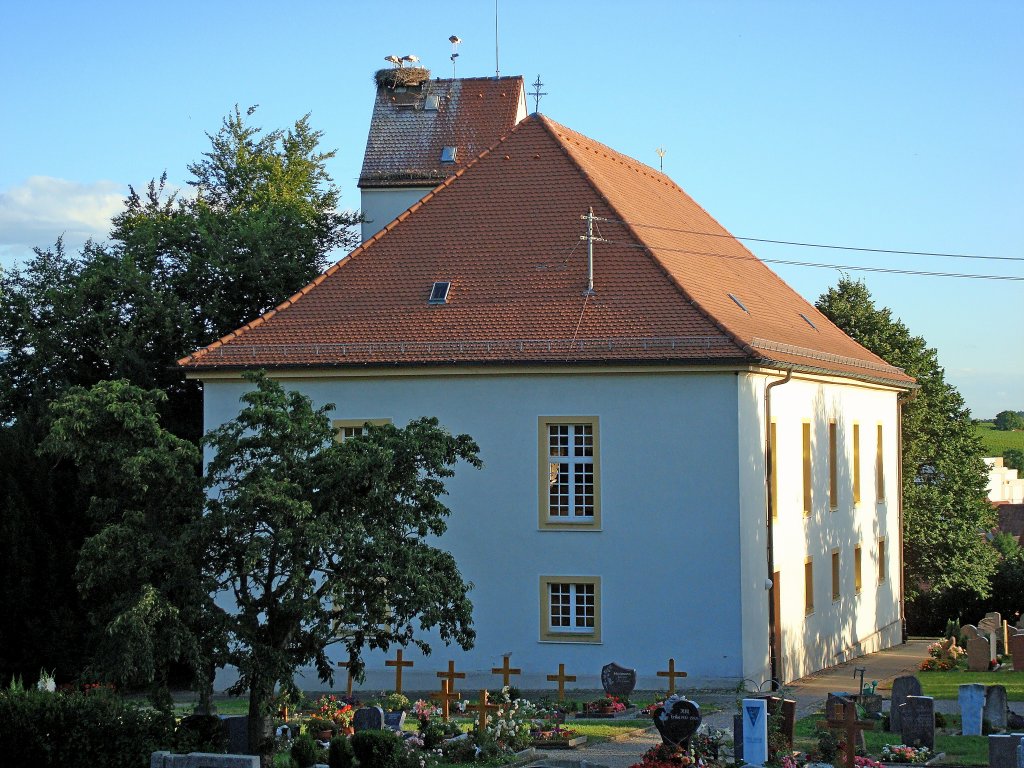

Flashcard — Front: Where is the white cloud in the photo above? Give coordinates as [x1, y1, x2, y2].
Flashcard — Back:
[0, 176, 126, 266]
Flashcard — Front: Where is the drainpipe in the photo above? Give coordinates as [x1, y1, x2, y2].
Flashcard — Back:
[896, 388, 919, 643]
[764, 368, 792, 688]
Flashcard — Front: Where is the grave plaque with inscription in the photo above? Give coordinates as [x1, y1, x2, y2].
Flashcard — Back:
[353, 706, 385, 732]
[890, 676, 923, 733]
[601, 662, 637, 697]
[653, 697, 702, 749]
[899, 696, 935, 751]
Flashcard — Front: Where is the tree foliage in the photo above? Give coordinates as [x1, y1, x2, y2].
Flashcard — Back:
[994, 410, 1024, 431]
[0, 108, 358, 685]
[202, 372, 479, 756]
[816, 278, 996, 622]
[40, 380, 217, 710]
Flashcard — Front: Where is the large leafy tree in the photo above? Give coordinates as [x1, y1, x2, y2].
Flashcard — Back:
[202, 372, 479, 758]
[40, 380, 219, 710]
[0, 108, 359, 684]
[816, 278, 996, 630]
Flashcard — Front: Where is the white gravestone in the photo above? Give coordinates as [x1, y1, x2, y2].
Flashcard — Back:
[742, 697, 769, 767]
[960, 683, 986, 736]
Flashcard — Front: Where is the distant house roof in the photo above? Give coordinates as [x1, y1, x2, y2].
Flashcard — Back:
[179, 114, 913, 388]
[995, 503, 1024, 541]
[359, 76, 526, 189]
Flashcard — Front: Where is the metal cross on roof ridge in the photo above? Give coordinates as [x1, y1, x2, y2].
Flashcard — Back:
[531, 74, 547, 113]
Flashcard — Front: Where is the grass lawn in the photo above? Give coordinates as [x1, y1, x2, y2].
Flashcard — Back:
[795, 713, 989, 766]
[973, 421, 1024, 456]
[917, 671, 1024, 700]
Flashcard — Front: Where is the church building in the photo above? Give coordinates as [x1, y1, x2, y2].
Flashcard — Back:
[180, 68, 914, 692]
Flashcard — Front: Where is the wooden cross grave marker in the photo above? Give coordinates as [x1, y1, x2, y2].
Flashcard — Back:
[385, 648, 414, 694]
[467, 689, 500, 732]
[430, 678, 459, 721]
[436, 659, 466, 696]
[491, 656, 521, 688]
[657, 657, 688, 694]
[546, 663, 576, 701]
[337, 660, 354, 697]
[817, 697, 874, 768]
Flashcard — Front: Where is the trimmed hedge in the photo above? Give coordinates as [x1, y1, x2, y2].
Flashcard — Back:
[0, 688, 174, 767]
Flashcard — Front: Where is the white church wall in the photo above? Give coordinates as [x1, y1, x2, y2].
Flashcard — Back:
[201, 368, 749, 693]
[359, 187, 435, 242]
[765, 375, 902, 682]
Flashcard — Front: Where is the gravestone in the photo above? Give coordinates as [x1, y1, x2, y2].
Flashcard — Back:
[986, 686, 1009, 731]
[889, 676, 923, 733]
[899, 696, 935, 750]
[961, 683, 986, 736]
[652, 696, 701, 749]
[988, 733, 1023, 768]
[383, 711, 407, 732]
[758, 695, 796, 748]
[968, 635, 992, 672]
[963, 624, 982, 640]
[353, 706, 385, 732]
[220, 716, 249, 755]
[1010, 631, 1024, 671]
[733, 712, 744, 762]
[742, 698, 769, 767]
[601, 662, 637, 697]
[980, 612, 1002, 636]
[150, 753, 260, 768]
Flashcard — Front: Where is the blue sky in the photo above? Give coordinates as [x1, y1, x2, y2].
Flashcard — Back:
[1, 1, 1021, 417]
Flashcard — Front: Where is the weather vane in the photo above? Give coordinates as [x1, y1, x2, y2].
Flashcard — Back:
[531, 75, 548, 113]
[656, 147, 666, 171]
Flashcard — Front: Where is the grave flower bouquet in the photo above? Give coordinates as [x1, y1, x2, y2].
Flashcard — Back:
[315, 694, 353, 727]
[880, 744, 933, 763]
[690, 725, 729, 762]
[480, 686, 536, 752]
[918, 640, 964, 671]
[589, 695, 629, 712]
[628, 743, 700, 768]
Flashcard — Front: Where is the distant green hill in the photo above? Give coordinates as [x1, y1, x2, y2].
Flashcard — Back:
[974, 421, 1024, 456]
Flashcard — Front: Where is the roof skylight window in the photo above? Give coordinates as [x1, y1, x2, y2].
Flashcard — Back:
[440, 146, 457, 163]
[429, 281, 451, 304]
[799, 312, 819, 331]
[727, 293, 750, 314]
[425, 94, 440, 111]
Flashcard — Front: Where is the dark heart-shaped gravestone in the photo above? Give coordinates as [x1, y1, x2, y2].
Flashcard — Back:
[652, 698, 702, 747]
[601, 662, 637, 697]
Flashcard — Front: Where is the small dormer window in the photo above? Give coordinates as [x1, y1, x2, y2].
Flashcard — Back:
[429, 281, 451, 304]
[425, 94, 440, 111]
[440, 146, 457, 163]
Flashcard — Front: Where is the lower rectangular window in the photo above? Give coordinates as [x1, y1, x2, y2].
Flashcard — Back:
[540, 576, 601, 642]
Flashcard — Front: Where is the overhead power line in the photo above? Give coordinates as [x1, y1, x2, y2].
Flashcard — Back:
[596, 238, 1024, 282]
[596, 216, 1024, 263]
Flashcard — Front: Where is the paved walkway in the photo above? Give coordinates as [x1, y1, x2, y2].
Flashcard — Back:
[538, 638, 934, 768]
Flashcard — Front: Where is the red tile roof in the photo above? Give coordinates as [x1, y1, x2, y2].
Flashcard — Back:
[179, 114, 913, 387]
[359, 76, 526, 188]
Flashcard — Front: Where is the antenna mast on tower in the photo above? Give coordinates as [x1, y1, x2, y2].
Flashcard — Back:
[494, 0, 501, 77]
[449, 35, 461, 78]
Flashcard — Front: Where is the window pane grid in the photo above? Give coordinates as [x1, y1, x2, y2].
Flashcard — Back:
[549, 582, 595, 633]
[548, 424, 595, 519]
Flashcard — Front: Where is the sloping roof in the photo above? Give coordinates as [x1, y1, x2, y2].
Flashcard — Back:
[359, 76, 526, 189]
[179, 114, 913, 387]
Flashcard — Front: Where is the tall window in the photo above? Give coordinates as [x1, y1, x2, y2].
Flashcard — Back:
[878, 538, 887, 584]
[828, 421, 838, 510]
[854, 545, 863, 593]
[802, 422, 812, 517]
[539, 576, 601, 642]
[804, 558, 815, 615]
[831, 550, 841, 601]
[539, 417, 600, 529]
[852, 423, 861, 504]
[875, 424, 885, 502]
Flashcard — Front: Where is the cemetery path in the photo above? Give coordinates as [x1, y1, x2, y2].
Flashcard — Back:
[558, 638, 935, 768]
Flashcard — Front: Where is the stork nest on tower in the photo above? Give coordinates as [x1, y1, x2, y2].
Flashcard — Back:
[374, 67, 431, 89]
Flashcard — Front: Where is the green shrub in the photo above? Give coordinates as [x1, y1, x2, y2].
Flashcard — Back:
[291, 733, 321, 768]
[329, 735, 355, 768]
[174, 713, 227, 753]
[351, 729, 406, 768]
[419, 719, 447, 749]
[934, 712, 947, 728]
[0, 687, 174, 767]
